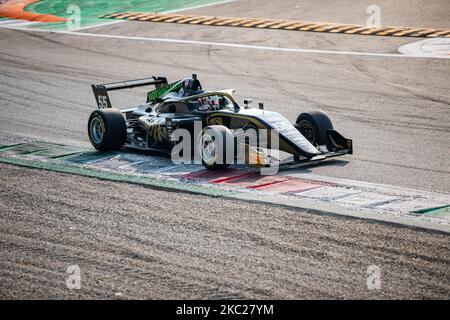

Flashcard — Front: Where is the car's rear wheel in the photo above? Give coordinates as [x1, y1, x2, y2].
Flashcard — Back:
[88, 108, 127, 151]
[198, 125, 233, 169]
[296, 110, 333, 146]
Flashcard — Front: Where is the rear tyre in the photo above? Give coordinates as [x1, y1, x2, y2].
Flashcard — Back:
[88, 108, 127, 151]
[296, 110, 333, 146]
[198, 125, 233, 170]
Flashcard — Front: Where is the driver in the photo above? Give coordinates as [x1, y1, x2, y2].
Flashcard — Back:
[191, 74, 202, 92]
[181, 74, 203, 97]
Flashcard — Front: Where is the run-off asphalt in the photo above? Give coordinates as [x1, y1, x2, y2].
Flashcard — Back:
[0, 164, 449, 299]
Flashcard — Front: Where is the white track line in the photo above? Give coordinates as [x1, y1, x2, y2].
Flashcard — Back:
[69, 20, 125, 31]
[0, 19, 33, 26]
[1, 25, 447, 59]
[0, 19, 15, 25]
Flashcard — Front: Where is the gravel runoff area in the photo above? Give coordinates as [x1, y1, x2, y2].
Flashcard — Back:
[0, 163, 449, 299]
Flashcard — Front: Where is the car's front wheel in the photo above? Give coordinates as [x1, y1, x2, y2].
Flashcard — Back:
[296, 110, 333, 146]
[87, 108, 127, 151]
[198, 125, 233, 170]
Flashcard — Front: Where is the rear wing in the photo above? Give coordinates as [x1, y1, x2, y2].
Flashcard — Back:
[92, 76, 168, 109]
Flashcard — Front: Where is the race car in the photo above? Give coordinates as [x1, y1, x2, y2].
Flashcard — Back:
[87, 74, 352, 169]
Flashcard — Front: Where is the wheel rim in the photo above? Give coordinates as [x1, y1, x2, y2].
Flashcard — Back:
[90, 117, 104, 144]
[298, 119, 316, 144]
[201, 133, 216, 165]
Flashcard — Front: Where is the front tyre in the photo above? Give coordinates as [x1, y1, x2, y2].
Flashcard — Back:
[87, 108, 126, 151]
[198, 125, 233, 170]
[296, 110, 333, 146]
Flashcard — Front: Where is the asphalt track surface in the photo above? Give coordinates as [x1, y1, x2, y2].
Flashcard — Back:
[1, 163, 449, 299]
[0, 0, 450, 299]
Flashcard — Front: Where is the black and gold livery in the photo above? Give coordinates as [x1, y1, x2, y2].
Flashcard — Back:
[88, 75, 352, 169]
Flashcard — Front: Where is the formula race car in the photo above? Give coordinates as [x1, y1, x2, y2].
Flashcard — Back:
[87, 75, 352, 169]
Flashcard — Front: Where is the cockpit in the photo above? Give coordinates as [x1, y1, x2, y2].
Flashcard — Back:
[187, 95, 234, 111]
[156, 94, 235, 114]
